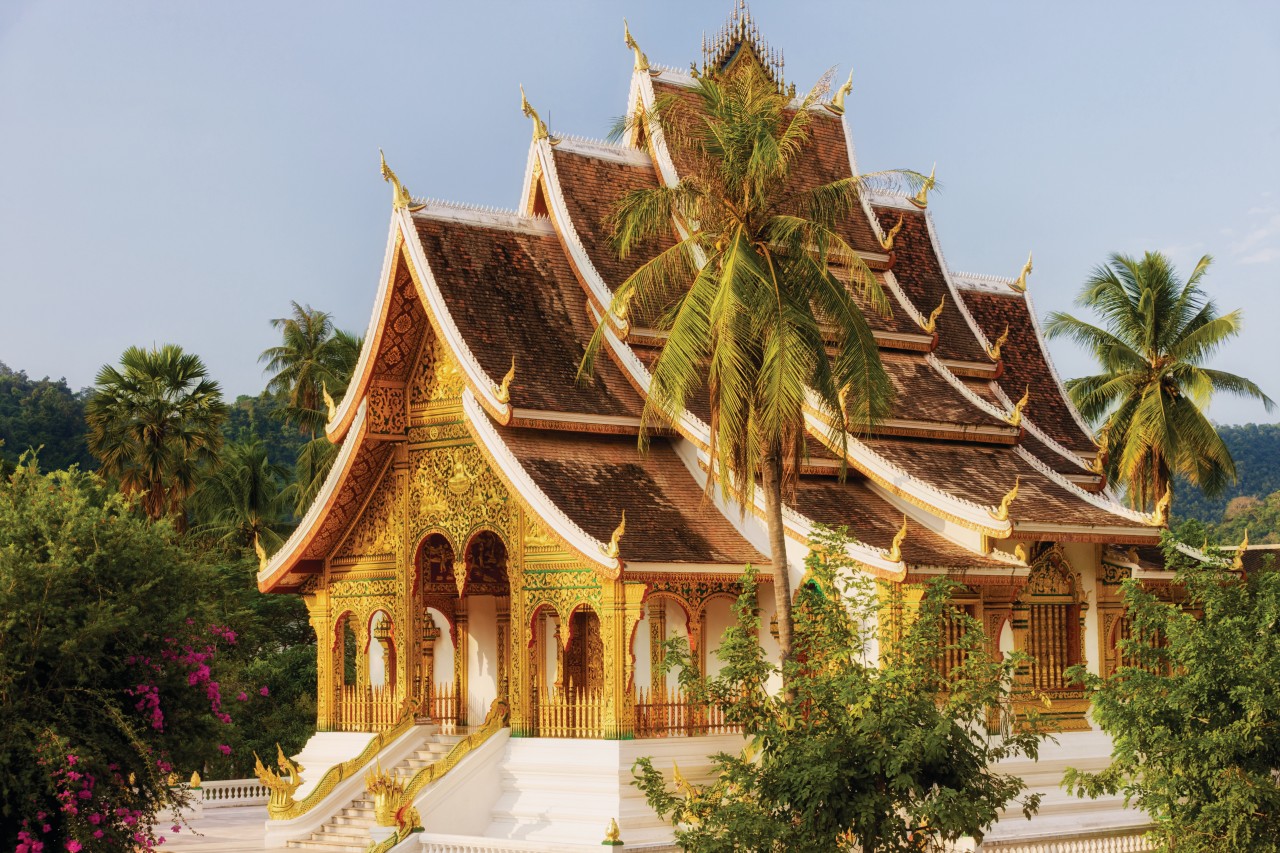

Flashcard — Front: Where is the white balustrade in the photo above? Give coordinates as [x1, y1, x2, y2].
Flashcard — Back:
[198, 778, 270, 808]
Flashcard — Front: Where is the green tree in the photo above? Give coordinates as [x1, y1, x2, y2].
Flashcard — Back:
[1046, 253, 1273, 511]
[85, 344, 228, 521]
[0, 362, 96, 475]
[584, 64, 915, 665]
[259, 302, 362, 438]
[188, 440, 294, 552]
[0, 457, 265, 850]
[634, 528, 1044, 852]
[1065, 536, 1280, 851]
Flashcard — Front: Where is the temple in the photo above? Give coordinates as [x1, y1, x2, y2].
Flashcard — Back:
[255, 6, 1170, 850]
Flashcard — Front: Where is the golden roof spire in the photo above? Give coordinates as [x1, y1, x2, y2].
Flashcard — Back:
[494, 356, 516, 404]
[322, 380, 337, 423]
[519, 84, 548, 141]
[254, 533, 268, 572]
[1152, 487, 1172, 528]
[1006, 386, 1030, 428]
[910, 163, 936, 209]
[623, 19, 649, 71]
[877, 213, 904, 252]
[1010, 251, 1033, 293]
[886, 515, 908, 563]
[920, 295, 945, 335]
[990, 476, 1020, 522]
[986, 324, 1010, 361]
[379, 149, 424, 212]
[604, 510, 627, 559]
[1233, 527, 1249, 568]
[828, 69, 853, 115]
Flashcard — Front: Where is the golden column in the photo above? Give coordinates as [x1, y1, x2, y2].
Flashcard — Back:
[305, 586, 335, 731]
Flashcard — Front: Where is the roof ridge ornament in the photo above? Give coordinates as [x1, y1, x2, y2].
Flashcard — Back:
[623, 19, 649, 72]
[877, 213, 904, 252]
[494, 356, 516, 405]
[1006, 386, 1029, 428]
[519, 84, 549, 142]
[990, 476, 1020, 522]
[985, 324, 1010, 361]
[322, 381, 337, 424]
[920, 295, 945, 335]
[1010, 251, 1033, 293]
[1153, 487, 1173, 529]
[604, 510, 626, 559]
[379, 150, 425, 212]
[910, 163, 936, 209]
[886, 515, 908, 563]
[1232, 526, 1249, 567]
[827, 69, 853, 115]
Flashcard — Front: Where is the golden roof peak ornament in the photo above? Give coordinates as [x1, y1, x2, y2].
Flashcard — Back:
[603, 818, 623, 846]
[886, 515, 908, 563]
[827, 69, 853, 115]
[990, 476, 1020, 522]
[520, 84, 549, 142]
[254, 533, 268, 572]
[910, 163, 936, 209]
[623, 19, 649, 72]
[920, 295, 945, 335]
[986, 324, 1010, 361]
[1152, 487, 1172, 528]
[877, 213, 904, 253]
[1232, 528, 1249, 568]
[189, 771, 201, 788]
[1010, 251, 1033, 293]
[604, 510, 626, 559]
[494, 356, 516, 405]
[379, 149, 425, 212]
[322, 380, 337, 424]
[1006, 386, 1029, 428]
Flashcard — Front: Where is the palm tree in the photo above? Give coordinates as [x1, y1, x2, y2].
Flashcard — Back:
[290, 435, 340, 516]
[189, 440, 294, 552]
[583, 63, 914, 667]
[86, 344, 228, 521]
[1046, 252, 1273, 511]
[260, 302, 360, 437]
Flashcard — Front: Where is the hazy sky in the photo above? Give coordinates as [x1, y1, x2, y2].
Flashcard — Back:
[1, 1, 1277, 424]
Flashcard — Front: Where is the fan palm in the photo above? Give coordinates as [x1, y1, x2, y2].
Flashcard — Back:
[1046, 252, 1273, 511]
[189, 440, 294, 552]
[260, 302, 362, 437]
[86, 344, 227, 521]
[583, 63, 915, 665]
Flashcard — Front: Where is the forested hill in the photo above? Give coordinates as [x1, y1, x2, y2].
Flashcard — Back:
[1174, 423, 1280, 524]
[0, 360, 95, 473]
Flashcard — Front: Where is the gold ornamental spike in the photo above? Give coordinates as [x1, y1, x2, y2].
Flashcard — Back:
[520, 84, 549, 141]
[189, 770, 201, 788]
[254, 533, 268, 572]
[1006, 386, 1029, 428]
[990, 476, 1020, 522]
[877, 213, 904, 252]
[623, 19, 649, 71]
[494, 356, 516, 404]
[604, 510, 627, 559]
[379, 149, 424, 212]
[1233, 527, 1248, 568]
[322, 380, 337, 423]
[985, 324, 1010, 361]
[920, 295, 945, 335]
[887, 515, 908, 563]
[828, 69, 853, 115]
[910, 163, 936, 209]
[1153, 487, 1173, 528]
[603, 818, 623, 846]
[1013, 249, 1034, 292]
[1013, 542, 1028, 563]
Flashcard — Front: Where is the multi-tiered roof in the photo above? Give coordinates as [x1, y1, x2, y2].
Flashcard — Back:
[258, 10, 1163, 595]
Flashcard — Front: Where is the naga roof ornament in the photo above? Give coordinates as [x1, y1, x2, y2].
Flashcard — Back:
[827, 69, 853, 115]
[1153, 487, 1173, 529]
[920, 295, 945, 335]
[1232, 527, 1249, 568]
[1010, 251, 1033, 293]
[623, 19, 649, 72]
[990, 476, 1020, 522]
[910, 163, 936, 209]
[494, 356, 516, 405]
[1006, 386, 1030, 428]
[519, 85, 549, 142]
[886, 515, 909, 563]
[379, 149, 425, 212]
[985, 324, 1010, 361]
[877, 212, 904, 252]
[604, 510, 626, 560]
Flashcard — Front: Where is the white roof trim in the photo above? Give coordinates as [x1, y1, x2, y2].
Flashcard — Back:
[554, 136, 651, 166]
[990, 383, 1096, 472]
[1011, 444, 1153, 526]
[924, 352, 1013, 423]
[412, 202, 553, 235]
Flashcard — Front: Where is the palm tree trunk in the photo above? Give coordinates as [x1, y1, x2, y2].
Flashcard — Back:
[761, 449, 794, 682]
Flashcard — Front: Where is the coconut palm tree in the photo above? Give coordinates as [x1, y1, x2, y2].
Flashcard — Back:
[583, 63, 915, 666]
[86, 344, 227, 521]
[1046, 252, 1273, 511]
[260, 302, 360, 437]
[189, 440, 294, 552]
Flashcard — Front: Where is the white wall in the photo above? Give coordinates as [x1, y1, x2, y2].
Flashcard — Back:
[468, 596, 498, 720]
[428, 607, 454, 687]
[702, 596, 735, 678]
[368, 610, 391, 687]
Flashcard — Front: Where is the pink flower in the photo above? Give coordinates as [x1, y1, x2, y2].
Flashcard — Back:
[66, 841, 82, 852]
[237, 692, 248, 702]
[88, 814, 101, 825]
[259, 686, 269, 696]
[218, 744, 231, 756]
[92, 832, 103, 840]
[66, 755, 77, 766]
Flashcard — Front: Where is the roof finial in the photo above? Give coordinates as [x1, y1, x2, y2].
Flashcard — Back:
[877, 213, 904, 252]
[322, 380, 337, 423]
[985, 324, 1010, 361]
[1006, 386, 1030, 428]
[494, 356, 516, 404]
[1010, 251, 1033, 293]
[990, 476, 1020, 522]
[254, 533, 268, 573]
[910, 163, 936, 209]
[1153, 487, 1173, 529]
[1233, 526, 1248, 568]
[623, 19, 649, 72]
[920, 295, 945, 335]
[604, 510, 626, 560]
[379, 149, 424, 211]
[827, 69, 854, 115]
[519, 84, 548, 141]
[887, 515, 909, 563]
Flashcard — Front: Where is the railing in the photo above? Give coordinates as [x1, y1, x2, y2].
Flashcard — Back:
[634, 686, 741, 738]
[977, 830, 1153, 852]
[533, 688, 604, 738]
[429, 681, 460, 735]
[416, 836, 680, 853]
[201, 778, 269, 808]
[338, 684, 401, 732]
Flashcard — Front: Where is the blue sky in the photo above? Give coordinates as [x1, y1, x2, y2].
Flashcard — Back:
[1, 1, 1277, 424]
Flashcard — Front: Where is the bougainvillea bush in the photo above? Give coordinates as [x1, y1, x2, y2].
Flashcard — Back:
[0, 459, 270, 850]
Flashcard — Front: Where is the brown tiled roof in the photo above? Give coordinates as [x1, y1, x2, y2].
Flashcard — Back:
[961, 288, 1097, 455]
[873, 206, 990, 365]
[862, 437, 1147, 530]
[791, 476, 1008, 569]
[494, 425, 765, 565]
[412, 214, 643, 418]
[880, 354, 1007, 431]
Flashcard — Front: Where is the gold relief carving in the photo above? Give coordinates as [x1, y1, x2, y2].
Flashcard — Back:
[337, 466, 404, 562]
[638, 574, 746, 620]
[407, 442, 514, 567]
[524, 515, 558, 550]
[331, 578, 398, 599]
[409, 332, 465, 412]
[1100, 561, 1130, 586]
[368, 385, 408, 435]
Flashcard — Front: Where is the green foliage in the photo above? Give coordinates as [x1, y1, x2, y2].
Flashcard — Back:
[1064, 534, 1280, 851]
[85, 344, 228, 521]
[188, 439, 295, 552]
[634, 528, 1045, 852]
[1046, 252, 1273, 511]
[223, 392, 313, 475]
[0, 458, 233, 848]
[259, 302, 363, 438]
[0, 361, 95, 476]
[1172, 423, 1280, 525]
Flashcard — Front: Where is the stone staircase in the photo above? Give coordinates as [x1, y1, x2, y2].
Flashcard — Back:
[286, 730, 466, 853]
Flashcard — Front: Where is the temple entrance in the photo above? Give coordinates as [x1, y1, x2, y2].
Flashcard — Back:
[529, 605, 605, 737]
[414, 530, 510, 729]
